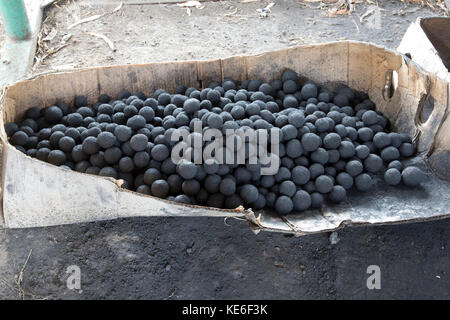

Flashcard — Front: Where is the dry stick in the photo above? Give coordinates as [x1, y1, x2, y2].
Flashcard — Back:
[85, 32, 116, 51]
[16, 249, 32, 300]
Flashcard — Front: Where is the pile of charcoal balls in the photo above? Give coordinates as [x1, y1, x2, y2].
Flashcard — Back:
[4, 69, 427, 215]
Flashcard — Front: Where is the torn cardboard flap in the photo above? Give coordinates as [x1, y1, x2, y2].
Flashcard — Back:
[0, 41, 449, 234]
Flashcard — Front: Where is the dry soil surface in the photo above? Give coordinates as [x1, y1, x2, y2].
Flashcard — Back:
[0, 0, 449, 300]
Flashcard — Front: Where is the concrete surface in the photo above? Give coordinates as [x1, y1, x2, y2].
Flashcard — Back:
[0, 0, 449, 300]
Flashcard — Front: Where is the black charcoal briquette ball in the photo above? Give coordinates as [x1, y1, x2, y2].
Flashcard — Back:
[133, 151, 150, 168]
[355, 144, 370, 160]
[246, 79, 261, 92]
[279, 180, 296, 197]
[388, 160, 403, 171]
[286, 139, 303, 158]
[283, 80, 298, 94]
[71, 144, 88, 162]
[275, 166, 291, 182]
[336, 172, 353, 189]
[384, 168, 401, 186]
[327, 149, 340, 163]
[240, 184, 259, 204]
[309, 163, 325, 179]
[65, 127, 81, 142]
[174, 194, 192, 204]
[281, 124, 297, 141]
[283, 95, 298, 109]
[364, 154, 383, 173]
[161, 158, 176, 175]
[5, 122, 19, 137]
[275, 196, 293, 215]
[97, 114, 111, 123]
[309, 192, 323, 208]
[275, 114, 288, 128]
[182, 179, 201, 196]
[96, 131, 116, 149]
[75, 160, 90, 172]
[338, 141, 355, 159]
[302, 133, 321, 152]
[361, 110, 378, 126]
[10, 131, 28, 146]
[44, 106, 63, 123]
[334, 160, 346, 172]
[36, 147, 50, 161]
[357, 127, 373, 142]
[251, 194, 266, 210]
[139, 106, 155, 122]
[345, 160, 363, 177]
[288, 111, 305, 128]
[261, 175, 275, 188]
[333, 94, 349, 107]
[134, 174, 145, 188]
[263, 192, 276, 209]
[206, 90, 221, 105]
[121, 141, 134, 156]
[21, 119, 38, 132]
[346, 127, 358, 141]
[177, 160, 198, 180]
[119, 156, 135, 173]
[25, 107, 41, 120]
[143, 168, 161, 186]
[373, 132, 391, 149]
[127, 115, 146, 130]
[98, 104, 113, 115]
[104, 147, 122, 164]
[219, 178, 236, 196]
[300, 83, 318, 100]
[151, 144, 169, 161]
[89, 151, 106, 167]
[399, 142, 414, 157]
[151, 179, 170, 198]
[136, 185, 151, 195]
[167, 174, 183, 194]
[310, 148, 329, 165]
[401, 166, 426, 187]
[58, 136, 76, 152]
[381, 146, 400, 162]
[323, 132, 341, 149]
[315, 118, 329, 132]
[123, 105, 138, 118]
[47, 150, 66, 166]
[388, 133, 402, 148]
[82, 136, 99, 154]
[315, 175, 334, 194]
[205, 174, 221, 193]
[292, 190, 311, 212]
[85, 166, 100, 175]
[355, 173, 373, 191]
[157, 93, 171, 106]
[281, 69, 298, 82]
[183, 98, 201, 114]
[130, 134, 148, 152]
[207, 113, 223, 129]
[329, 185, 346, 203]
[26, 136, 38, 149]
[292, 166, 311, 185]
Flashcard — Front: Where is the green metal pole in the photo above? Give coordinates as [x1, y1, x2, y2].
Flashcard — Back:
[0, 0, 31, 40]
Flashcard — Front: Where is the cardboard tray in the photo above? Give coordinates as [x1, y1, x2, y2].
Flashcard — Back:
[1, 41, 449, 235]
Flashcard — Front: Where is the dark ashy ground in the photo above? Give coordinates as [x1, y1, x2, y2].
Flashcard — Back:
[0, 0, 449, 299]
